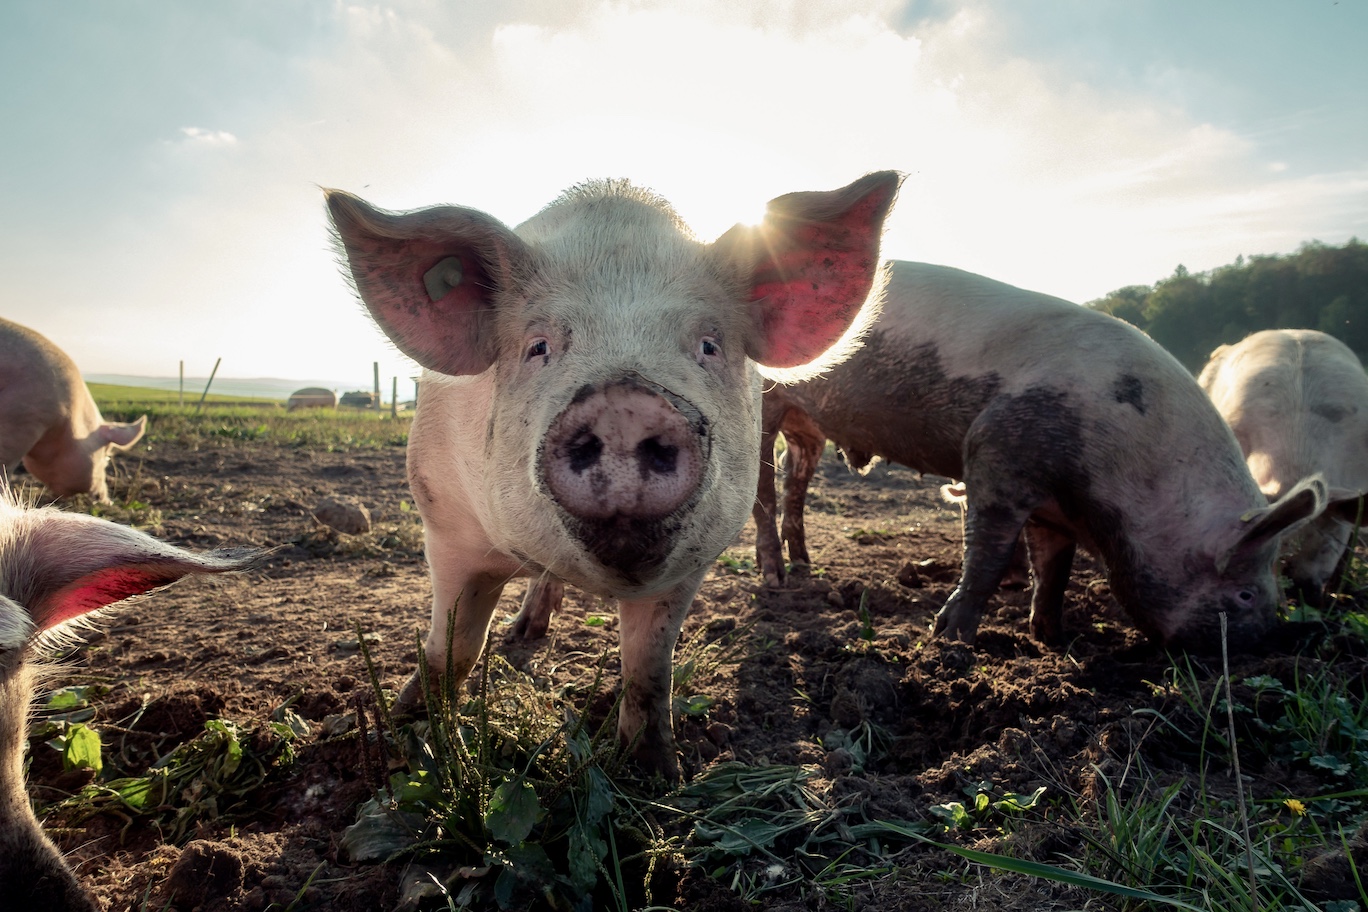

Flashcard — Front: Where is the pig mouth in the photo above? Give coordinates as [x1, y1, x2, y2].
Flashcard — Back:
[557, 513, 688, 586]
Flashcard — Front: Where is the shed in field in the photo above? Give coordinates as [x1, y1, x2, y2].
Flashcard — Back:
[287, 387, 338, 411]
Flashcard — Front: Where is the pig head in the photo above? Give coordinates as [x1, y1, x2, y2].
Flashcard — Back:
[0, 318, 147, 503]
[1200, 329, 1368, 600]
[328, 173, 900, 778]
[0, 493, 260, 911]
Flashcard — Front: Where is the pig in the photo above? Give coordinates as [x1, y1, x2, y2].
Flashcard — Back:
[0, 491, 259, 911]
[0, 318, 147, 503]
[750, 261, 1327, 651]
[327, 173, 901, 779]
[1198, 329, 1368, 600]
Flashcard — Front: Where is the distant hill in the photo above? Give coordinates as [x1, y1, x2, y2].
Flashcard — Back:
[83, 374, 378, 401]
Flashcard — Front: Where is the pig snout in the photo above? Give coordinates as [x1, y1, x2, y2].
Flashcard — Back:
[542, 375, 710, 574]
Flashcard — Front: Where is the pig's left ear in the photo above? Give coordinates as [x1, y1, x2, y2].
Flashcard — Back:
[1217, 475, 1328, 574]
[10, 508, 262, 633]
[99, 415, 147, 451]
[713, 171, 903, 376]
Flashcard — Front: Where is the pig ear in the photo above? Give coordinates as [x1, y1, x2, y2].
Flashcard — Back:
[11, 508, 262, 632]
[326, 190, 531, 377]
[714, 171, 903, 375]
[1327, 488, 1367, 524]
[99, 415, 147, 451]
[1216, 475, 1328, 574]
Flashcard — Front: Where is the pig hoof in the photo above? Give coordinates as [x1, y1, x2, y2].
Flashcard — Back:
[931, 615, 979, 646]
[392, 672, 429, 714]
[507, 611, 550, 642]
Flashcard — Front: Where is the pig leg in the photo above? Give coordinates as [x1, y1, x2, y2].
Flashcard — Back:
[509, 575, 565, 641]
[396, 529, 510, 709]
[1023, 521, 1076, 645]
[752, 422, 786, 586]
[779, 412, 826, 571]
[932, 475, 1036, 643]
[616, 569, 704, 782]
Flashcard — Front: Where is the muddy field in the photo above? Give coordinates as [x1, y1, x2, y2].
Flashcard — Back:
[18, 436, 1368, 911]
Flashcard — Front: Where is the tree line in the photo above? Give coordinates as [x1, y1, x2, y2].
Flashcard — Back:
[1087, 238, 1368, 371]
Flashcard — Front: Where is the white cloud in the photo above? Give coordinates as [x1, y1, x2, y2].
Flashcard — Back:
[5, 0, 1365, 380]
[178, 126, 238, 146]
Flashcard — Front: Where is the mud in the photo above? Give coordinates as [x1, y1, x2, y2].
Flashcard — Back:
[15, 438, 1367, 911]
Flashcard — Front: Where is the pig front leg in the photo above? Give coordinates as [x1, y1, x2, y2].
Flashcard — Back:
[932, 496, 1033, 644]
[509, 575, 565, 641]
[752, 424, 786, 586]
[779, 413, 826, 570]
[396, 527, 511, 710]
[616, 568, 705, 782]
[1023, 520, 1076, 644]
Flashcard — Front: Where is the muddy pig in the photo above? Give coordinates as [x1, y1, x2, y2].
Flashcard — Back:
[1199, 329, 1368, 600]
[752, 261, 1327, 650]
[0, 318, 147, 503]
[0, 491, 259, 911]
[327, 173, 901, 778]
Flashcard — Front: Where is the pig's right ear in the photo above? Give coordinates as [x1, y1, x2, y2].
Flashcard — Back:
[1216, 475, 1328, 574]
[11, 508, 263, 633]
[325, 191, 532, 377]
[712, 171, 903, 379]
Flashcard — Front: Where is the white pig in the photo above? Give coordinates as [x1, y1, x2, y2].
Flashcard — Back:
[0, 492, 259, 911]
[0, 318, 147, 503]
[1199, 329, 1368, 599]
[327, 173, 901, 778]
[751, 261, 1327, 651]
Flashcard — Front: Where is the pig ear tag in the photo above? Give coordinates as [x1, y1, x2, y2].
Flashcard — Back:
[1238, 509, 1261, 522]
[424, 257, 464, 302]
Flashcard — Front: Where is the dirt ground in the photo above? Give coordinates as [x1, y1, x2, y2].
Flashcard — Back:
[18, 436, 1368, 911]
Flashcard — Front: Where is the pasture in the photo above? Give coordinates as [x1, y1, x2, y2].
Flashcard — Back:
[15, 400, 1368, 911]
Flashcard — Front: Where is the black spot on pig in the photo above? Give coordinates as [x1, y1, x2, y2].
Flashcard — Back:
[1112, 374, 1146, 415]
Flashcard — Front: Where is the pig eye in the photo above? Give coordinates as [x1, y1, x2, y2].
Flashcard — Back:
[1235, 589, 1256, 606]
[697, 336, 721, 362]
[525, 339, 550, 361]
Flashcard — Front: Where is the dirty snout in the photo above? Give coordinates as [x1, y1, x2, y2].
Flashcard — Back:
[541, 374, 711, 581]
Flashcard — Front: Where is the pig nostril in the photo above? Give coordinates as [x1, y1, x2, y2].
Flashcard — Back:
[637, 437, 678, 475]
[567, 432, 603, 473]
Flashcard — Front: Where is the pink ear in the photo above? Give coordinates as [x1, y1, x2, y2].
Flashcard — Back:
[326, 191, 531, 377]
[719, 172, 902, 369]
[99, 415, 146, 450]
[7, 507, 262, 632]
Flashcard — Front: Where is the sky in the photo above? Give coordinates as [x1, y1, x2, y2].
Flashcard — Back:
[1, 0, 1364, 389]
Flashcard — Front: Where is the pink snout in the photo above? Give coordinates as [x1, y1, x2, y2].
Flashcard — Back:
[541, 375, 710, 577]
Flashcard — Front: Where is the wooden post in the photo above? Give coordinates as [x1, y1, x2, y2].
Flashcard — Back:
[373, 362, 381, 411]
[195, 358, 221, 413]
[391, 376, 398, 418]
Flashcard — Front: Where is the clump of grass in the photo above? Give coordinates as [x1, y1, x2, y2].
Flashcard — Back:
[343, 635, 664, 911]
[37, 694, 306, 842]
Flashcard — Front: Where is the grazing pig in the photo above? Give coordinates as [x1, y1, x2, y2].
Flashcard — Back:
[1198, 329, 1368, 599]
[752, 261, 1327, 651]
[327, 173, 901, 778]
[0, 492, 259, 911]
[0, 318, 147, 503]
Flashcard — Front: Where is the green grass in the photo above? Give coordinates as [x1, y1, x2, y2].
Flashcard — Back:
[96, 402, 410, 450]
[91, 382, 411, 451]
[88, 382, 279, 405]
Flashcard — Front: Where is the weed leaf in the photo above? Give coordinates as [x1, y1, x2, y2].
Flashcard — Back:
[485, 778, 544, 845]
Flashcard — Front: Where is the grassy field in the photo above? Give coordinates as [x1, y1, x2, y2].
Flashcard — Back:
[88, 382, 281, 406]
[93, 383, 411, 450]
